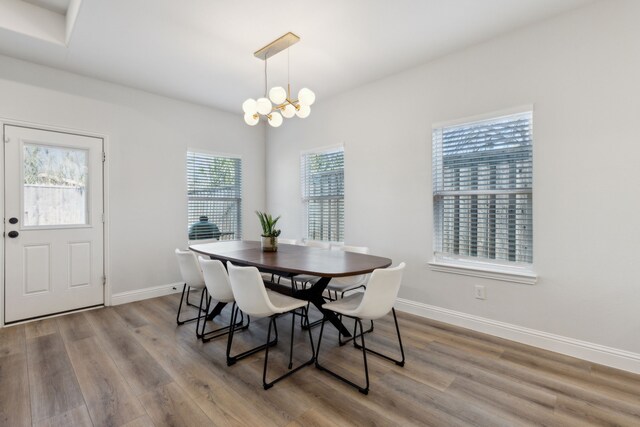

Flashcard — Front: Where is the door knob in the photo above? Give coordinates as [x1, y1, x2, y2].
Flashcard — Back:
[9, 217, 18, 224]
[8, 231, 19, 238]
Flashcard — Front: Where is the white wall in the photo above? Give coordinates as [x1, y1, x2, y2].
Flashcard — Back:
[0, 55, 266, 303]
[267, 0, 640, 364]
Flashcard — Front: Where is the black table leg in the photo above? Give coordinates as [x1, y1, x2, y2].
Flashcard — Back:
[292, 277, 352, 338]
[206, 301, 227, 321]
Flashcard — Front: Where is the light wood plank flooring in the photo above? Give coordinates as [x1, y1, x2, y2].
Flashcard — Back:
[1, 293, 640, 426]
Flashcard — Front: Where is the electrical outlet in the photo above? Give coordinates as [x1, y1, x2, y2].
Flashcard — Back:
[474, 285, 486, 300]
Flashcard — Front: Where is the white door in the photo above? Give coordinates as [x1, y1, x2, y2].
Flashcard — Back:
[4, 125, 104, 323]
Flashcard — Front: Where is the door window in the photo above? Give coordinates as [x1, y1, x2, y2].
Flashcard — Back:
[23, 143, 89, 226]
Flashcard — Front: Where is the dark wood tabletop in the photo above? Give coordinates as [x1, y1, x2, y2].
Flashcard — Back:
[190, 240, 392, 337]
[189, 240, 392, 277]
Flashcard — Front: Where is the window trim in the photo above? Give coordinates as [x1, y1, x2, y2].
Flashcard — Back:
[428, 257, 537, 285]
[431, 105, 536, 281]
[186, 149, 243, 244]
[432, 104, 534, 129]
[186, 147, 242, 160]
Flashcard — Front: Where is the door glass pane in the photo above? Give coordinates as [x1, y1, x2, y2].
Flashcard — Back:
[23, 143, 89, 226]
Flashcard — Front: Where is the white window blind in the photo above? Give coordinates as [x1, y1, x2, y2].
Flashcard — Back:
[433, 111, 533, 264]
[187, 151, 242, 241]
[301, 147, 344, 242]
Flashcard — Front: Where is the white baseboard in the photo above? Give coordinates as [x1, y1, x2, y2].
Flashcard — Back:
[111, 282, 184, 306]
[395, 298, 640, 375]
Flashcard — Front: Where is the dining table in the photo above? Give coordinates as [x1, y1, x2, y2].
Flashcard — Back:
[189, 240, 392, 337]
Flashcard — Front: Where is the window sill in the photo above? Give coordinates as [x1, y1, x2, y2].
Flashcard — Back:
[428, 259, 537, 285]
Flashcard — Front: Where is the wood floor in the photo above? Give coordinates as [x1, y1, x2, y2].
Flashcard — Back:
[2, 293, 640, 427]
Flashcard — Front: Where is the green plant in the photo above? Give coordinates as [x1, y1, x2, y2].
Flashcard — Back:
[256, 211, 282, 238]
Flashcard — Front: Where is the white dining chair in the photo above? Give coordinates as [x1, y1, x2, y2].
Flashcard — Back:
[278, 238, 299, 245]
[315, 262, 406, 395]
[326, 245, 370, 300]
[174, 249, 208, 332]
[292, 239, 331, 289]
[304, 240, 331, 249]
[226, 262, 315, 389]
[198, 257, 249, 342]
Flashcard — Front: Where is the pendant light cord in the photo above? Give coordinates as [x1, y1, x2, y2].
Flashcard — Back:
[264, 54, 268, 97]
[287, 45, 291, 97]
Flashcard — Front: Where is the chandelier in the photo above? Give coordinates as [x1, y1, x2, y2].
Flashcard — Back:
[242, 32, 315, 127]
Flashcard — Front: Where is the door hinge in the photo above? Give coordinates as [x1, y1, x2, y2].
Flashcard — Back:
[103, 276, 106, 286]
[102, 152, 106, 162]
[101, 213, 105, 223]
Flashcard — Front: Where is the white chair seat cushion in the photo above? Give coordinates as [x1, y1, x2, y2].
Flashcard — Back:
[266, 290, 308, 314]
[294, 274, 320, 284]
[327, 279, 366, 292]
[322, 293, 364, 317]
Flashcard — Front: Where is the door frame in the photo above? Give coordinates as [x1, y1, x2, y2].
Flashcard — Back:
[0, 118, 111, 327]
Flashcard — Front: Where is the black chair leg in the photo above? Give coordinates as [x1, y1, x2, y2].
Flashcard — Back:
[263, 308, 315, 390]
[302, 302, 328, 330]
[263, 316, 277, 389]
[356, 319, 370, 394]
[288, 309, 295, 369]
[186, 286, 198, 307]
[317, 310, 405, 394]
[314, 314, 327, 367]
[353, 308, 405, 366]
[199, 295, 212, 338]
[339, 317, 373, 346]
[201, 297, 249, 343]
[392, 308, 405, 366]
[315, 315, 369, 394]
[194, 288, 207, 338]
[227, 305, 277, 366]
[176, 283, 187, 325]
[176, 284, 207, 325]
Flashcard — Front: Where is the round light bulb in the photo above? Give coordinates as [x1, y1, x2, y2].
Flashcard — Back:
[269, 86, 287, 105]
[268, 112, 283, 127]
[244, 113, 259, 126]
[256, 97, 272, 115]
[296, 104, 311, 118]
[282, 104, 296, 118]
[297, 88, 316, 106]
[242, 98, 257, 115]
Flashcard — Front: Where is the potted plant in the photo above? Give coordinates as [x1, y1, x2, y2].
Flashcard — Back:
[256, 211, 281, 252]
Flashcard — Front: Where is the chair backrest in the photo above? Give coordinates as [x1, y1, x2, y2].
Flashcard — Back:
[352, 262, 406, 320]
[332, 245, 370, 287]
[198, 258, 234, 303]
[305, 240, 331, 249]
[340, 245, 369, 255]
[227, 262, 277, 318]
[278, 238, 299, 245]
[175, 249, 205, 288]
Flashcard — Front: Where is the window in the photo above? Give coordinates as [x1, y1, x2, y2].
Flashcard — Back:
[187, 151, 242, 241]
[301, 146, 344, 242]
[432, 110, 533, 267]
[23, 143, 88, 226]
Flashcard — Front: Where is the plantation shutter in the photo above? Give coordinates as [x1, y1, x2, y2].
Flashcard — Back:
[433, 111, 533, 263]
[301, 147, 344, 242]
[187, 151, 242, 240]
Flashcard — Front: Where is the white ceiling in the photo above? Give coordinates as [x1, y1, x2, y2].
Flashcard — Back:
[0, 0, 595, 113]
[21, 0, 70, 15]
